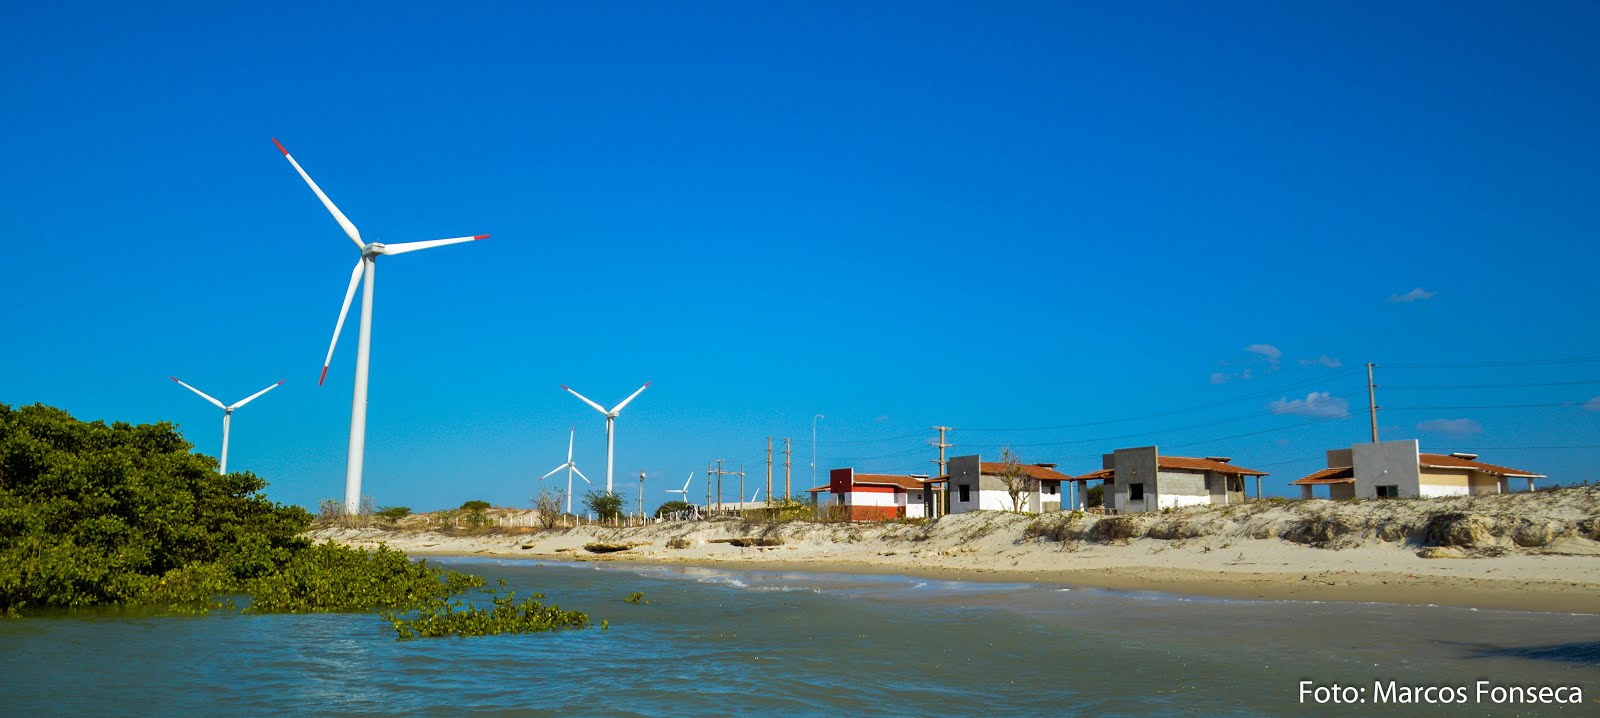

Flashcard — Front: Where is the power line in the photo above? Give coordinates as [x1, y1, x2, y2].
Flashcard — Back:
[1383, 357, 1600, 369]
[1384, 402, 1582, 411]
[1383, 379, 1600, 390]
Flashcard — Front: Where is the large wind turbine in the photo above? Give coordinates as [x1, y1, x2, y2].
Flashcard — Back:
[561, 382, 649, 492]
[274, 138, 488, 514]
[169, 376, 285, 474]
[540, 426, 591, 514]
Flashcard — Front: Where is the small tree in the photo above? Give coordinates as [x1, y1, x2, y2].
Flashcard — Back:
[460, 500, 491, 512]
[582, 490, 624, 521]
[376, 506, 411, 522]
[1086, 484, 1105, 508]
[998, 447, 1038, 513]
[532, 488, 565, 529]
[654, 500, 693, 519]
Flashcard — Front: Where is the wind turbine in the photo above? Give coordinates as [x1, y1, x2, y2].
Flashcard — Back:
[540, 426, 590, 514]
[663, 471, 696, 519]
[560, 382, 650, 492]
[169, 376, 285, 474]
[274, 138, 488, 514]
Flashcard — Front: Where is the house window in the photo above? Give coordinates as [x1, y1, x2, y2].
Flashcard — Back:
[1047, 483, 1058, 496]
[1376, 485, 1399, 498]
[1129, 483, 1145, 501]
[958, 484, 971, 502]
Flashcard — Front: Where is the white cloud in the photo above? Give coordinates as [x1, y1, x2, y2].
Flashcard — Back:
[1269, 392, 1350, 419]
[1584, 397, 1600, 412]
[1417, 418, 1483, 435]
[1244, 344, 1283, 369]
[1298, 354, 1342, 368]
[874, 415, 890, 423]
[1388, 287, 1437, 304]
[1210, 368, 1254, 384]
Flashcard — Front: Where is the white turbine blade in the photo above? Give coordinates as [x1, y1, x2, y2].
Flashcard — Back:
[170, 377, 226, 410]
[322, 259, 364, 385]
[230, 379, 286, 410]
[273, 138, 364, 250]
[567, 426, 575, 462]
[378, 235, 488, 256]
[609, 382, 652, 414]
[540, 464, 568, 480]
[572, 465, 592, 484]
[561, 385, 609, 415]
[681, 471, 694, 493]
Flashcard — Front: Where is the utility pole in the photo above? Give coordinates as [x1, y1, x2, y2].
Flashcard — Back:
[705, 460, 712, 514]
[715, 459, 725, 513]
[1366, 362, 1380, 443]
[766, 437, 774, 508]
[637, 469, 645, 519]
[783, 438, 792, 499]
[812, 414, 824, 487]
[739, 463, 746, 512]
[930, 426, 953, 519]
[930, 426, 953, 476]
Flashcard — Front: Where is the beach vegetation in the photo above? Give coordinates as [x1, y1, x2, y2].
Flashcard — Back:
[1085, 485, 1104, 508]
[531, 488, 565, 529]
[0, 403, 486, 617]
[376, 506, 412, 521]
[654, 500, 694, 518]
[381, 580, 590, 639]
[460, 500, 491, 512]
[582, 490, 624, 521]
[624, 591, 651, 605]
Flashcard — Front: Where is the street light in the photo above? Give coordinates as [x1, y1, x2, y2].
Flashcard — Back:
[812, 414, 825, 486]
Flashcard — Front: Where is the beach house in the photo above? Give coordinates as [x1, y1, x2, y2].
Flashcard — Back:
[1079, 446, 1267, 513]
[1290, 439, 1545, 499]
[806, 468, 931, 520]
[927, 455, 1075, 515]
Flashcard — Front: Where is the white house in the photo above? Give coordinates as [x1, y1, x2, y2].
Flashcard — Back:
[931, 455, 1074, 515]
[1291, 439, 1545, 499]
[806, 468, 931, 520]
[1078, 446, 1266, 513]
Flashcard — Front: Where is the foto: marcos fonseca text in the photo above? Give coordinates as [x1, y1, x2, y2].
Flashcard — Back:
[1299, 681, 1585, 707]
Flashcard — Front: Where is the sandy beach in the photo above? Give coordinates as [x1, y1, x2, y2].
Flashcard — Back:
[311, 491, 1600, 614]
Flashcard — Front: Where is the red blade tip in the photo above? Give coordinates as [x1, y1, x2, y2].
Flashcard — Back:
[276, 380, 286, 386]
[169, 376, 179, 382]
[560, 385, 568, 390]
[318, 366, 328, 386]
[272, 138, 288, 155]
[473, 234, 490, 240]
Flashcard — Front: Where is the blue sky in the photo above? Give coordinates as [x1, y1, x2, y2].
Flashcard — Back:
[4, 1, 1598, 512]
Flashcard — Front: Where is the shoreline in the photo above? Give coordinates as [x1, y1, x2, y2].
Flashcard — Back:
[313, 515, 1600, 615]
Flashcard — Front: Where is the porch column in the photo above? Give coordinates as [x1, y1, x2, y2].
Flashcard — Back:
[1254, 476, 1262, 501]
[1300, 485, 1313, 500]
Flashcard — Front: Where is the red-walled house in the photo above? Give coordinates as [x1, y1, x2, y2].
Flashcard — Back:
[805, 468, 930, 520]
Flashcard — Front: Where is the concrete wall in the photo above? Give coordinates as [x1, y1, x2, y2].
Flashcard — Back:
[946, 455, 983, 514]
[1327, 448, 1353, 468]
[1111, 446, 1159, 513]
[1353, 439, 1422, 498]
[1328, 483, 1356, 500]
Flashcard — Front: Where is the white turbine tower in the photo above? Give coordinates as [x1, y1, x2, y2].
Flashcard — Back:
[560, 382, 650, 493]
[540, 426, 591, 514]
[169, 376, 285, 474]
[274, 138, 488, 514]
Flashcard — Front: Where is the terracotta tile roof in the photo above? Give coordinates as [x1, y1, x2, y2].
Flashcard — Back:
[979, 462, 1074, 481]
[923, 475, 950, 484]
[1157, 456, 1269, 476]
[803, 484, 832, 493]
[851, 473, 929, 490]
[1290, 466, 1355, 485]
[1077, 457, 1268, 480]
[1419, 454, 1545, 478]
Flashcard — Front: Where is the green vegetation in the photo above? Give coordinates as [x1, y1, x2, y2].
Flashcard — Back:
[582, 490, 624, 521]
[460, 500, 491, 512]
[0, 403, 561, 630]
[381, 581, 591, 639]
[376, 506, 412, 521]
[653, 500, 693, 518]
[624, 591, 651, 605]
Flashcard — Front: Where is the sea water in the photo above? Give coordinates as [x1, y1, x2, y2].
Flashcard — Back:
[1, 558, 1595, 716]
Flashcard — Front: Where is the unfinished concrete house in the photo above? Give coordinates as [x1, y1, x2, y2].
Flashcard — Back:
[1079, 446, 1267, 513]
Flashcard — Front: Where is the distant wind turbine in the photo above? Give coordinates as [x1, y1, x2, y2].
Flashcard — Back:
[540, 426, 591, 514]
[274, 138, 488, 514]
[664, 471, 696, 519]
[561, 382, 650, 493]
[169, 376, 285, 474]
